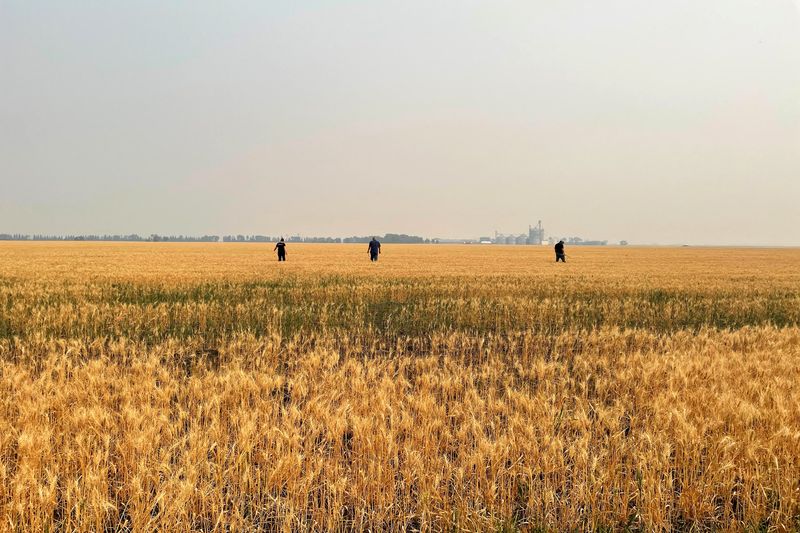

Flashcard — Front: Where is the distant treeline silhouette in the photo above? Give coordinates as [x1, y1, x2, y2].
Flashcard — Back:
[223, 234, 430, 244]
[221, 235, 340, 243]
[344, 234, 428, 243]
[0, 234, 219, 242]
[1, 233, 431, 244]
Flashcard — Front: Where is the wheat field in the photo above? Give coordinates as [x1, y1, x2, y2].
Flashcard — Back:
[1, 242, 799, 531]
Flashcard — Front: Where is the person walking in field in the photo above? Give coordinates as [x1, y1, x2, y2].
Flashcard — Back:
[555, 240, 566, 262]
[368, 237, 381, 262]
[274, 237, 287, 261]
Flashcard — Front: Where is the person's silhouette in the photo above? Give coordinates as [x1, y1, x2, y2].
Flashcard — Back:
[274, 237, 287, 261]
[368, 237, 381, 262]
[555, 240, 566, 262]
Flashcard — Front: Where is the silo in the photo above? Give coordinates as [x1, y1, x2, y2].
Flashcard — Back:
[529, 220, 545, 245]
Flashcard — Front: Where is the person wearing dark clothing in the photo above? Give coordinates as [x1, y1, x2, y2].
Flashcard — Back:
[368, 237, 381, 262]
[555, 240, 566, 262]
[274, 238, 287, 261]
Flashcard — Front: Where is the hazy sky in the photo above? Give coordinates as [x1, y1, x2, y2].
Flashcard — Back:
[2, 1, 799, 244]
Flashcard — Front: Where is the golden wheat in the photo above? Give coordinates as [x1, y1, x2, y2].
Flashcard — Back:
[0, 242, 798, 531]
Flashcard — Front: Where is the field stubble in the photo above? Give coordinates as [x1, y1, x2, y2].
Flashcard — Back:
[0, 243, 799, 531]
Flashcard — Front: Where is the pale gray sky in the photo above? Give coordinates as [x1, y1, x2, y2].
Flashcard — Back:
[2, 0, 799, 244]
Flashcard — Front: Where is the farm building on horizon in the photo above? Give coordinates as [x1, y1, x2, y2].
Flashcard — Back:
[490, 220, 547, 245]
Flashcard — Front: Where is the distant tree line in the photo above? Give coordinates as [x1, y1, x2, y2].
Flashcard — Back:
[146, 235, 220, 242]
[0, 234, 219, 242]
[221, 235, 343, 243]
[343, 234, 429, 244]
[222, 235, 272, 243]
[223, 234, 430, 244]
[1, 232, 431, 243]
[560, 237, 608, 246]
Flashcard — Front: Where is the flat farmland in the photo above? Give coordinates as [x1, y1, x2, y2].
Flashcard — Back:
[1, 243, 799, 531]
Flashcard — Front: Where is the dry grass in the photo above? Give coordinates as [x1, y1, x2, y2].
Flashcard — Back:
[0, 242, 799, 531]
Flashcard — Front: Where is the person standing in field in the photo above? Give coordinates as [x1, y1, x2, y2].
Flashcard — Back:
[555, 240, 566, 262]
[368, 237, 381, 262]
[274, 237, 287, 261]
